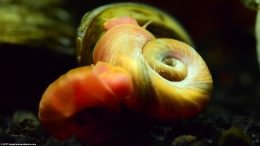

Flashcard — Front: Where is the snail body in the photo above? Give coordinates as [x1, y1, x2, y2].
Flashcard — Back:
[38, 62, 133, 143]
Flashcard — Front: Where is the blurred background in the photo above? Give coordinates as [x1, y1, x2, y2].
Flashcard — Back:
[0, 0, 259, 117]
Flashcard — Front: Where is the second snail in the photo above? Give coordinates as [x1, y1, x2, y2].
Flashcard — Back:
[38, 2, 213, 144]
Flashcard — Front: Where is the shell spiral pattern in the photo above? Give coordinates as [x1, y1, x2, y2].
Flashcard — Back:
[93, 18, 213, 120]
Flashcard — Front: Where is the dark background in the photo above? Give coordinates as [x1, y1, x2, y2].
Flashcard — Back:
[0, 0, 259, 117]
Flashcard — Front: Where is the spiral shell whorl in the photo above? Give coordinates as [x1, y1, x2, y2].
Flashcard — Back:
[93, 21, 212, 120]
[143, 39, 212, 119]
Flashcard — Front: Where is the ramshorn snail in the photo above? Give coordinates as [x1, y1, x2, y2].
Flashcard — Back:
[38, 2, 213, 144]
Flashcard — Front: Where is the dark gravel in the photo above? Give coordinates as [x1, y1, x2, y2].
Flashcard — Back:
[0, 106, 259, 146]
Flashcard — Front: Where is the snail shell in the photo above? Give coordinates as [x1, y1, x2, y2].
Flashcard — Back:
[93, 21, 212, 120]
[77, 3, 212, 120]
[77, 2, 193, 65]
[77, 3, 213, 120]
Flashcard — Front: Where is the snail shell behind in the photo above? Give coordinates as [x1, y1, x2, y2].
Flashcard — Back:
[77, 2, 193, 65]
